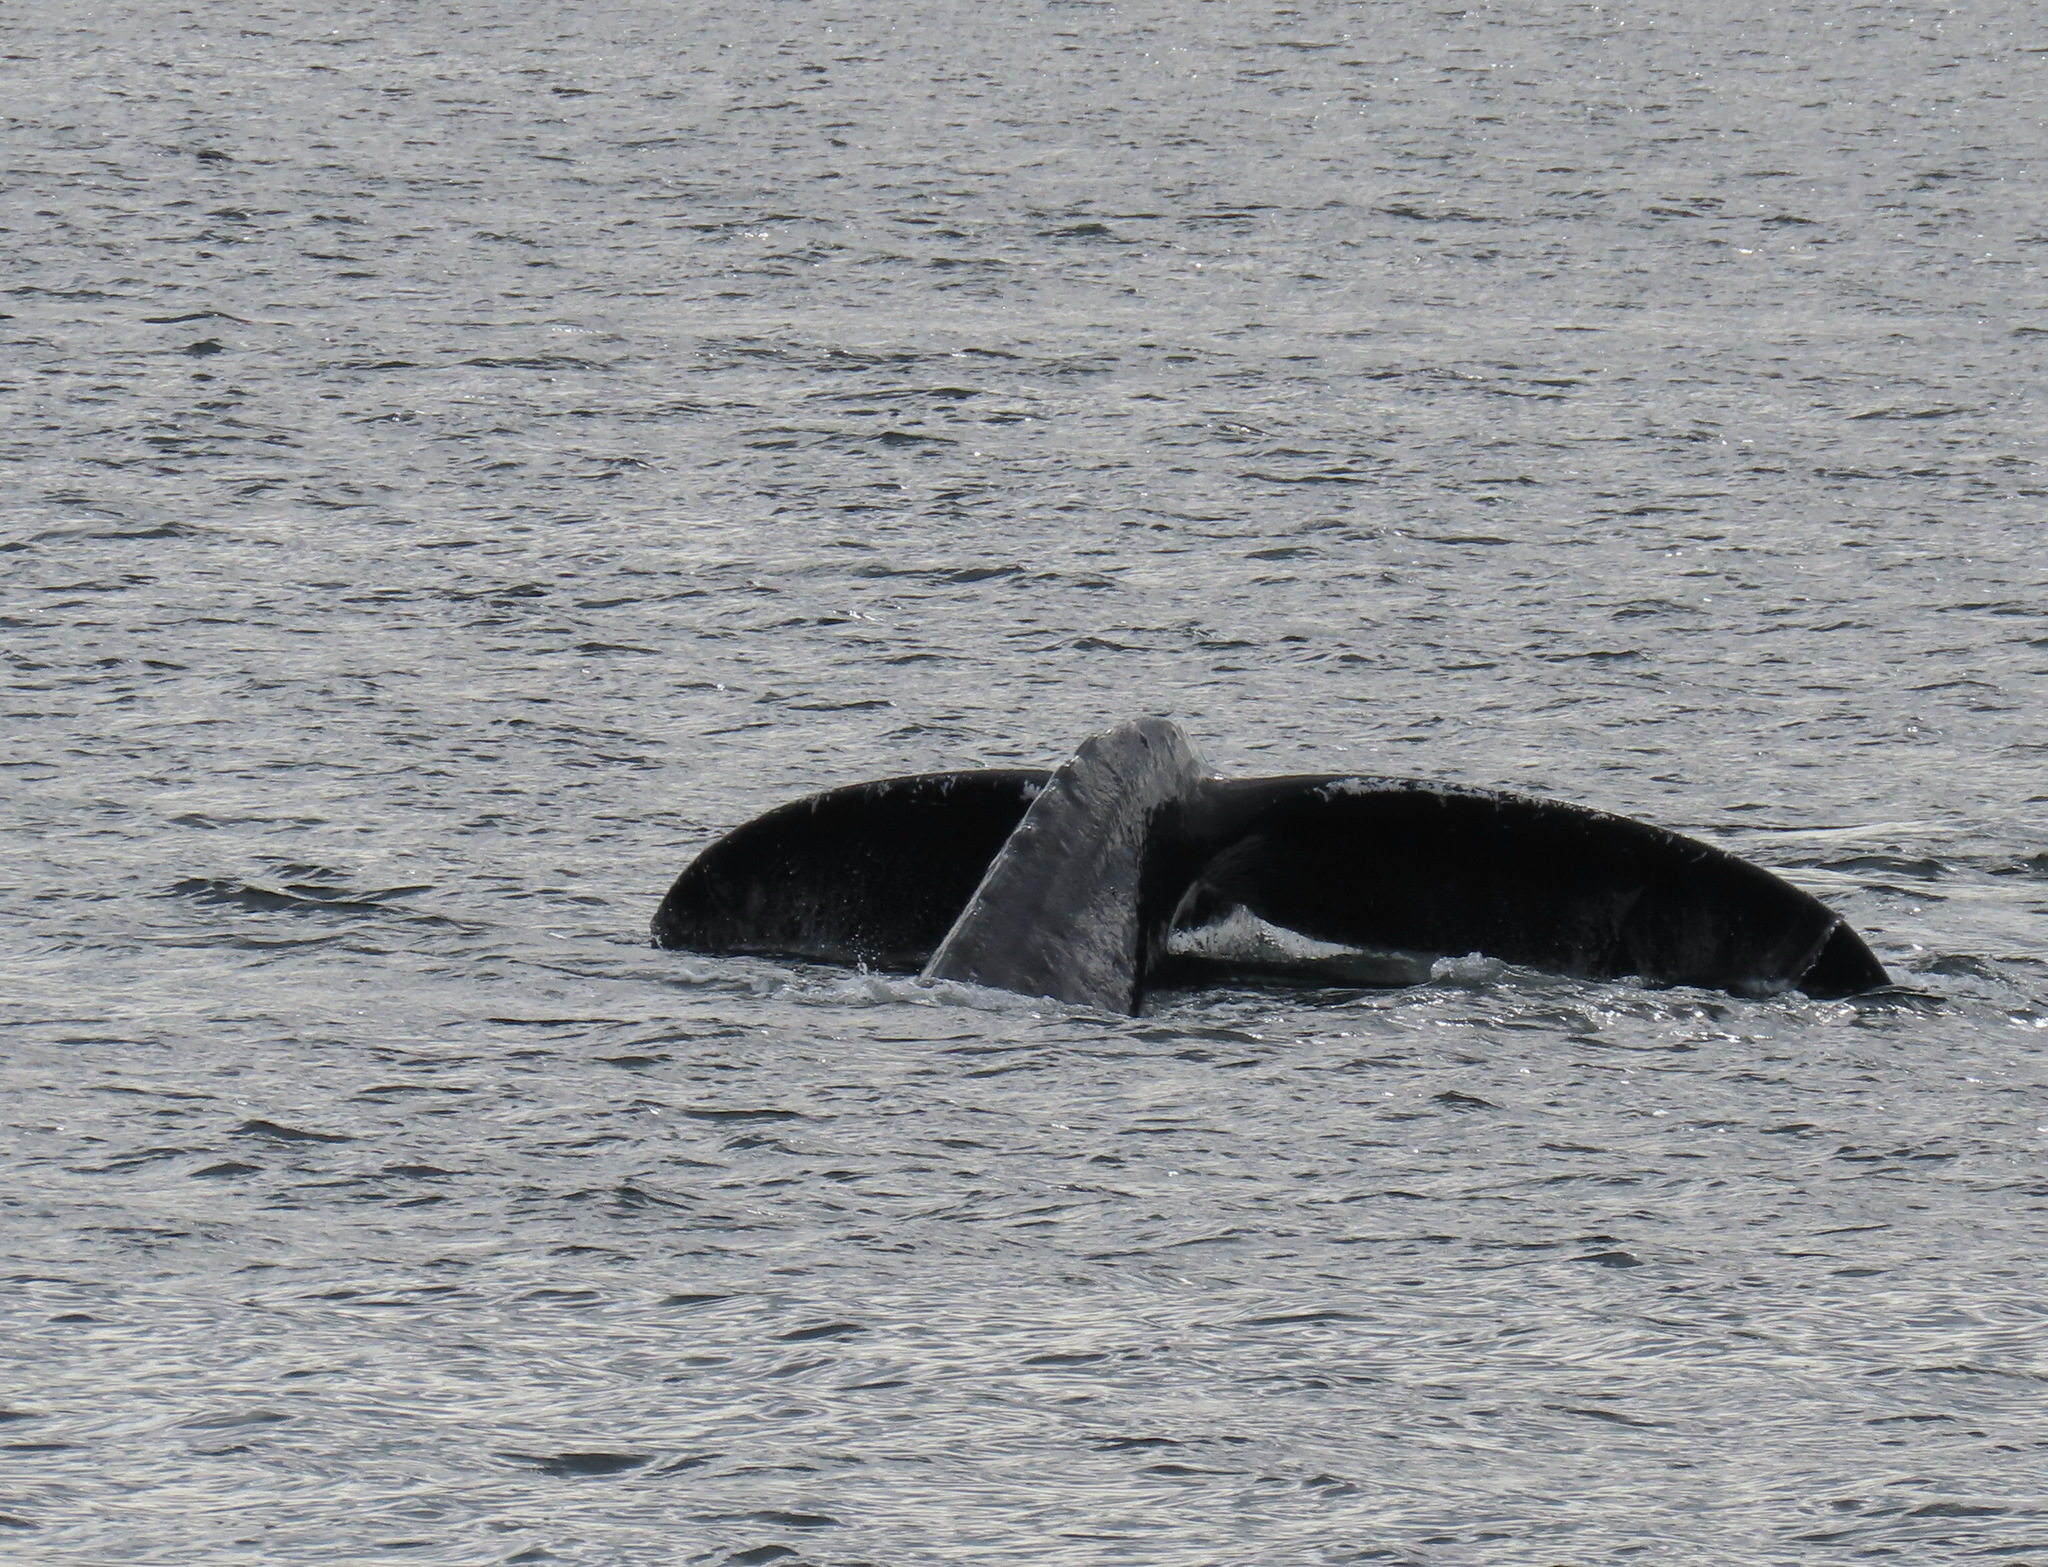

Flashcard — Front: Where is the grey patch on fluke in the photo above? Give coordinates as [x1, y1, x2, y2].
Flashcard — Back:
[652, 719, 1890, 1012]
[925, 717, 1203, 1011]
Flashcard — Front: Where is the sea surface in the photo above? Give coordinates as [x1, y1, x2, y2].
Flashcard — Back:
[3, 1, 2045, 1563]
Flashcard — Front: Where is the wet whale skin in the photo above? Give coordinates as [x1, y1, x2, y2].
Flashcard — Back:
[653, 721, 1889, 1010]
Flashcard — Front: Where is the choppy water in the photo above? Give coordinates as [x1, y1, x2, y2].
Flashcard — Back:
[4, 1, 2046, 1562]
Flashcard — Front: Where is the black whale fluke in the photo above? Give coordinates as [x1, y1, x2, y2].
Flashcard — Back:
[652, 718, 1889, 1011]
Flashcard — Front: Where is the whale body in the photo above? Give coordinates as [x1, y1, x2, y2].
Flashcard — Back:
[652, 719, 1889, 1012]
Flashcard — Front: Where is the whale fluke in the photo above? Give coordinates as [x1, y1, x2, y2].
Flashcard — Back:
[650, 768, 1047, 970]
[652, 720, 1889, 1010]
[1166, 775, 1882, 997]
[924, 717, 1205, 1011]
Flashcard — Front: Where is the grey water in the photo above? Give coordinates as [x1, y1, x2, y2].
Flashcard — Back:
[3, 1, 2045, 1562]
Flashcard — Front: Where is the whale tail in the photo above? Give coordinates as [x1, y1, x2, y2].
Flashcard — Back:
[653, 720, 1889, 1010]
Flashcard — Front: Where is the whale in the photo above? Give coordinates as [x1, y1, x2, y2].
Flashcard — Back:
[652, 718, 1890, 1012]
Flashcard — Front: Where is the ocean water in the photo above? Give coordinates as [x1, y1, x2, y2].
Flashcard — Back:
[3, 1, 2044, 1562]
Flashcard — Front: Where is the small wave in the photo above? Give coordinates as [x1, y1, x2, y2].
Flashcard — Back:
[1429, 952, 1508, 986]
[499, 1451, 653, 1477]
[163, 877, 434, 916]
